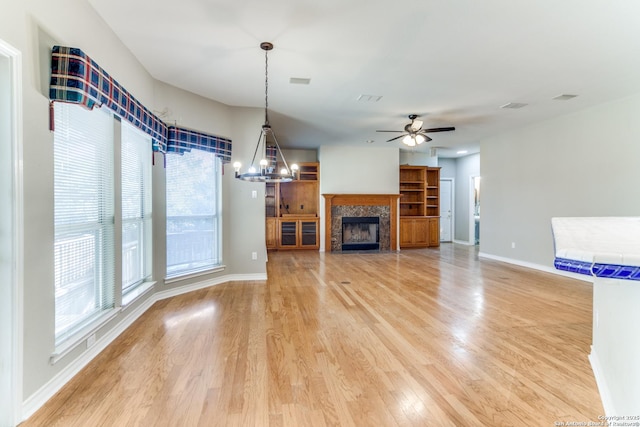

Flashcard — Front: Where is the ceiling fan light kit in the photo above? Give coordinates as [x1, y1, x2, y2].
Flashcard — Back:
[402, 133, 428, 146]
[233, 42, 298, 183]
[377, 114, 455, 147]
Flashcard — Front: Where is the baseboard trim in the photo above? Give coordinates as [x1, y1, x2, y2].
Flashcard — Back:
[22, 294, 156, 420]
[21, 273, 266, 422]
[478, 251, 593, 283]
[589, 347, 616, 416]
[453, 239, 474, 246]
[155, 273, 267, 301]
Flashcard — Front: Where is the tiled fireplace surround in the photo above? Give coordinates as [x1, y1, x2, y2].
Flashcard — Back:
[322, 194, 401, 252]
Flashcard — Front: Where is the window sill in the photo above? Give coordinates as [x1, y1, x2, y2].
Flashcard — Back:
[50, 308, 121, 365]
[164, 264, 226, 285]
[122, 281, 156, 307]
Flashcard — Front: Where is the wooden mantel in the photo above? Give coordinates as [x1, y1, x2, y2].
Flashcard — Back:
[322, 194, 401, 252]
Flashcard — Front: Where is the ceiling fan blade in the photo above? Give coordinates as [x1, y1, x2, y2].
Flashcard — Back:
[376, 130, 403, 133]
[410, 119, 423, 131]
[423, 126, 455, 133]
[386, 134, 406, 142]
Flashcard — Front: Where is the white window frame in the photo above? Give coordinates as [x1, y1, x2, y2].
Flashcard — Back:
[120, 121, 153, 303]
[53, 103, 115, 348]
[165, 150, 222, 279]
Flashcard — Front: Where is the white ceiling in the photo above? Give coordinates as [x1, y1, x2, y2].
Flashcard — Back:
[89, 0, 640, 158]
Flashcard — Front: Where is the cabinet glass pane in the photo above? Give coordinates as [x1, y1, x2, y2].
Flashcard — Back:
[301, 221, 317, 246]
[280, 221, 297, 246]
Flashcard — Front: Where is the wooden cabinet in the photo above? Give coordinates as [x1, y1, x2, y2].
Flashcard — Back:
[400, 218, 429, 247]
[399, 165, 440, 248]
[265, 162, 320, 250]
[278, 217, 319, 250]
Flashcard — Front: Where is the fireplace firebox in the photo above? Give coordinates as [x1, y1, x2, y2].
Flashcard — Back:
[342, 217, 380, 251]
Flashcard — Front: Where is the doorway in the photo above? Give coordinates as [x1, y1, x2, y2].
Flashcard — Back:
[439, 178, 453, 242]
[0, 38, 23, 427]
[469, 176, 480, 245]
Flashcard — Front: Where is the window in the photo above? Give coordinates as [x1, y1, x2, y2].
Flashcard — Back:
[121, 121, 152, 296]
[166, 150, 221, 277]
[54, 103, 114, 343]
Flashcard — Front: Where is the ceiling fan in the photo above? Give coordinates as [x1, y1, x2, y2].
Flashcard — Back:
[377, 114, 455, 147]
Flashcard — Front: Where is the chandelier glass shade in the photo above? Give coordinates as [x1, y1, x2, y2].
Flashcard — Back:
[233, 42, 298, 183]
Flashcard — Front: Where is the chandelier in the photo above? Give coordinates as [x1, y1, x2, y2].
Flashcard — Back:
[233, 42, 298, 182]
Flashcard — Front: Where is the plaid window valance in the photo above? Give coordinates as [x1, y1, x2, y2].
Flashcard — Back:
[50, 45, 234, 160]
[167, 126, 232, 163]
[50, 46, 168, 152]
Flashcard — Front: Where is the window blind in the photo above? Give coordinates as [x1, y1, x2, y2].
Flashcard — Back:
[166, 150, 221, 277]
[121, 121, 152, 294]
[54, 103, 114, 343]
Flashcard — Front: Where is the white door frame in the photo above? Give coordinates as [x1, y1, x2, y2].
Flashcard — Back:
[0, 38, 24, 427]
[439, 178, 454, 242]
[468, 175, 480, 245]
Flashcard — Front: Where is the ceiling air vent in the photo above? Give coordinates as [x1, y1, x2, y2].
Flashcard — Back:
[553, 94, 578, 101]
[500, 102, 528, 109]
[357, 94, 383, 102]
[289, 77, 311, 85]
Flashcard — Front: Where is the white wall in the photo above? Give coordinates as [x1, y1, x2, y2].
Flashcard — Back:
[399, 150, 438, 166]
[319, 145, 399, 194]
[318, 145, 399, 251]
[480, 93, 640, 267]
[154, 81, 232, 138]
[438, 158, 456, 179]
[152, 83, 267, 280]
[1, 0, 158, 402]
[227, 106, 271, 270]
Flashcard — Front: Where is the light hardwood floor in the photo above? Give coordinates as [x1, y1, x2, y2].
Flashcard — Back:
[22, 244, 603, 426]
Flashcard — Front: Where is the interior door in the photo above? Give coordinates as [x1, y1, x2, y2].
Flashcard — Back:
[439, 179, 453, 242]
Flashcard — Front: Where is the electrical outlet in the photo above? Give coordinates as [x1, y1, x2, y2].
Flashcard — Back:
[251, 251, 258, 260]
[511, 242, 516, 249]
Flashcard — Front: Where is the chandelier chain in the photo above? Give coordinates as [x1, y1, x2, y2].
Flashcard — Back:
[264, 46, 269, 125]
[232, 42, 298, 183]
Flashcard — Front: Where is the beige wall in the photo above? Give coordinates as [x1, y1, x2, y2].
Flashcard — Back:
[480, 93, 640, 267]
[0, 0, 267, 407]
[318, 145, 399, 251]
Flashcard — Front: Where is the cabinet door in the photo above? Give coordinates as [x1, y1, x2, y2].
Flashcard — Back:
[400, 218, 430, 248]
[300, 220, 318, 248]
[266, 218, 277, 249]
[400, 219, 414, 247]
[414, 219, 429, 246]
[428, 218, 440, 247]
[279, 221, 298, 248]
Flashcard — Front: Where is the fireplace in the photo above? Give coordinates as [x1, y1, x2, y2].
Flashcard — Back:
[322, 194, 401, 252]
[342, 217, 379, 251]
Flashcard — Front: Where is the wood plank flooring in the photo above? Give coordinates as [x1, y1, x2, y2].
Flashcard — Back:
[22, 244, 604, 426]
